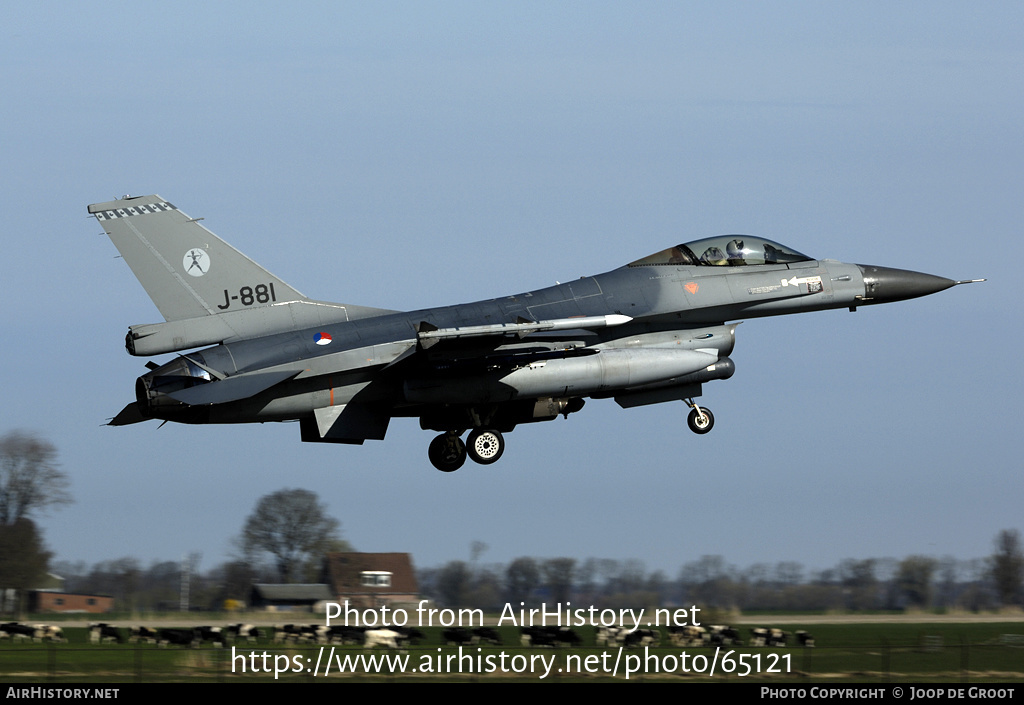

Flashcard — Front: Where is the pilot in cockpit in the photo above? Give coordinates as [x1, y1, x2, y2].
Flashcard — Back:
[726, 239, 747, 265]
[700, 247, 728, 265]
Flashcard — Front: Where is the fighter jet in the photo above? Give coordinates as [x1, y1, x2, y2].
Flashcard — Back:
[91, 195, 982, 471]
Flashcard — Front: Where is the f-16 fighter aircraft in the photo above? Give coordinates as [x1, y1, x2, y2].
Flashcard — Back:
[91, 195, 982, 471]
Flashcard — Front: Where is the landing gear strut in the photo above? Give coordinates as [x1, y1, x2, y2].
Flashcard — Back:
[685, 400, 714, 434]
[428, 432, 466, 472]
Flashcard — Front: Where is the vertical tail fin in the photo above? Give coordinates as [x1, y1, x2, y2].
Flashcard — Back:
[89, 195, 306, 322]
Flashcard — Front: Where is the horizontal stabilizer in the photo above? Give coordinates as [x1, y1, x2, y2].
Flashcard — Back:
[108, 402, 149, 426]
[166, 369, 297, 405]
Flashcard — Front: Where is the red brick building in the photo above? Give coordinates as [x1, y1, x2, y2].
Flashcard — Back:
[29, 591, 115, 613]
[322, 553, 418, 608]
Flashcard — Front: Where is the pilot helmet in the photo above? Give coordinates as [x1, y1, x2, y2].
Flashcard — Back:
[726, 239, 745, 260]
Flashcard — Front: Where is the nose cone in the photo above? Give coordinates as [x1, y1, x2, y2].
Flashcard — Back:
[857, 265, 956, 303]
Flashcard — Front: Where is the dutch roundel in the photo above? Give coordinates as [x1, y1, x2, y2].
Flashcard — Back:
[314, 332, 332, 346]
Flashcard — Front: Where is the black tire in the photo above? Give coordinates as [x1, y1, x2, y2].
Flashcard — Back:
[687, 407, 714, 434]
[466, 429, 504, 465]
[428, 433, 467, 472]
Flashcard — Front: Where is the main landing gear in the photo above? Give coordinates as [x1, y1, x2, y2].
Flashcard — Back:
[428, 429, 505, 472]
[685, 399, 714, 435]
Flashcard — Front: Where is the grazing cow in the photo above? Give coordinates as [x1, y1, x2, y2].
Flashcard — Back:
[158, 628, 198, 648]
[552, 627, 581, 647]
[225, 624, 262, 644]
[328, 625, 367, 645]
[443, 627, 474, 646]
[272, 625, 293, 644]
[707, 625, 742, 646]
[2, 623, 41, 642]
[521, 626, 580, 648]
[391, 626, 425, 646]
[40, 625, 66, 643]
[472, 627, 502, 645]
[90, 623, 124, 644]
[596, 626, 628, 646]
[195, 626, 227, 648]
[750, 628, 789, 647]
[623, 629, 660, 648]
[520, 626, 551, 647]
[364, 628, 400, 649]
[273, 624, 319, 644]
[668, 625, 707, 647]
[129, 626, 158, 644]
[796, 630, 815, 647]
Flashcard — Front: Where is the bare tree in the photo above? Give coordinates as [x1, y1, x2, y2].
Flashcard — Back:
[0, 431, 72, 526]
[470, 540, 488, 564]
[240, 488, 342, 583]
[896, 555, 937, 608]
[505, 557, 541, 603]
[838, 558, 877, 610]
[991, 529, 1024, 607]
[436, 560, 471, 607]
[0, 519, 51, 615]
[541, 557, 576, 603]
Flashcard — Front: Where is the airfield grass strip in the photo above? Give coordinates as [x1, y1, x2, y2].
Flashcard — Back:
[1, 623, 1023, 683]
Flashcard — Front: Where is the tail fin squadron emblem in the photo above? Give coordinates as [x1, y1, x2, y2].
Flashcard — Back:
[184, 249, 210, 277]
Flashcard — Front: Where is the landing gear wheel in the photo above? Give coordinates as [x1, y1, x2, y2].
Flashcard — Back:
[687, 406, 715, 434]
[428, 433, 467, 472]
[466, 429, 504, 465]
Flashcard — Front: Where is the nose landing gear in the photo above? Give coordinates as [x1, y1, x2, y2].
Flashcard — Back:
[685, 400, 714, 434]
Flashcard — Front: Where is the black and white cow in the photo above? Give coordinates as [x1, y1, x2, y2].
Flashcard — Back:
[521, 626, 580, 648]
[391, 626, 425, 646]
[327, 625, 367, 645]
[36, 625, 66, 643]
[1, 623, 41, 642]
[707, 625, 742, 646]
[750, 627, 789, 647]
[796, 630, 815, 647]
[225, 623, 263, 644]
[90, 623, 124, 644]
[472, 627, 502, 645]
[364, 628, 400, 649]
[596, 626, 628, 646]
[443, 627, 474, 646]
[195, 626, 227, 648]
[129, 626, 158, 644]
[273, 624, 319, 644]
[623, 629, 660, 647]
[157, 628, 199, 648]
[668, 625, 707, 647]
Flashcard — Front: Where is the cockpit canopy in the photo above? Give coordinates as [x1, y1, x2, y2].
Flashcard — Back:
[629, 236, 813, 268]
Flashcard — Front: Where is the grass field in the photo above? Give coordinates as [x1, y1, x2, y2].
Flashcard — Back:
[1, 622, 1022, 683]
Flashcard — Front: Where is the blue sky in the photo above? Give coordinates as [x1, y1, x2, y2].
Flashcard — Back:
[2, 2, 1020, 578]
